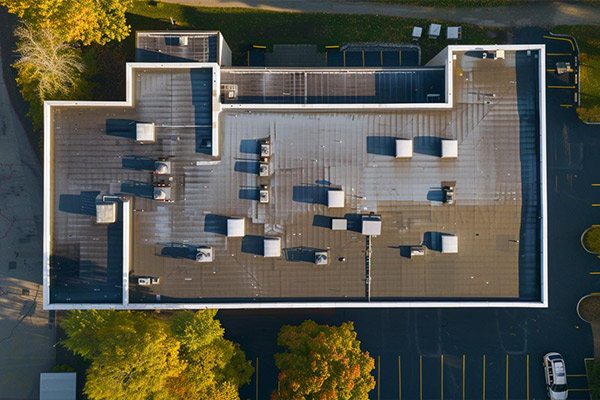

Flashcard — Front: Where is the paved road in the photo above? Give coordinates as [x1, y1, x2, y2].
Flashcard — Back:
[218, 29, 600, 400]
[161, 0, 600, 27]
[0, 20, 55, 400]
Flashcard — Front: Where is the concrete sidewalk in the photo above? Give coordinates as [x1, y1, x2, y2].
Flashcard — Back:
[160, 0, 600, 27]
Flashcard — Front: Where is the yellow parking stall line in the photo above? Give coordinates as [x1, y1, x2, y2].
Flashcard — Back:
[505, 355, 509, 400]
[592, 204, 600, 207]
[325, 45, 339, 49]
[592, 184, 600, 186]
[567, 374, 588, 377]
[253, 45, 266, 49]
[548, 85, 576, 89]
[255, 357, 259, 400]
[398, 356, 401, 400]
[589, 272, 600, 275]
[381, 51, 383, 66]
[378, 355, 381, 400]
[560, 104, 573, 108]
[547, 53, 572, 56]
[362, 51, 365, 67]
[543, 35, 575, 51]
[547, 68, 556, 72]
[343, 51, 346, 67]
[441, 355, 444, 400]
[247, 51, 250, 66]
[570, 388, 591, 391]
[526, 354, 529, 400]
[483, 355, 486, 400]
[420, 355, 423, 400]
[399, 51, 402, 66]
[462, 354, 465, 400]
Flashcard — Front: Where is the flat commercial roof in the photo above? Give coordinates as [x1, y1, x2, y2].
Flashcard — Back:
[43, 37, 546, 310]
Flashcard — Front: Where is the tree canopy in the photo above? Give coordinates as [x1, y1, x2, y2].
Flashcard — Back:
[1, 0, 132, 45]
[272, 320, 376, 400]
[12, 24, 89, 130]
[60, 309, 253, 400]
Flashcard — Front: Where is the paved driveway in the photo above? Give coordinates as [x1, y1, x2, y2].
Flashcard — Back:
[0, 37, 55, 399]
[160, 0, 600, 28]
[219, 30, 600, 400]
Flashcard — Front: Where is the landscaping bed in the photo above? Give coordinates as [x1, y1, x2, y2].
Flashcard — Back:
[554, 25, 600, 123]
[582, 226, 600, 254]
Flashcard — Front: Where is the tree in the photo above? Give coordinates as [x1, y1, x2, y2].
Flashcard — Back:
[273, 320, 376, 400]
[61, 310, 184, 400]
[0, 0, 132, 45]
[60, 309, 253, 400]
[168, 310, 254, 400]
[12, 24, 88, 129]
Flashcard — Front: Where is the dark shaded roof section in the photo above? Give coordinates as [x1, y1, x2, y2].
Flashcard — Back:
[50, 67, 214, 304]
[136, 32, 218, 63]
[220, 68, 445, 104]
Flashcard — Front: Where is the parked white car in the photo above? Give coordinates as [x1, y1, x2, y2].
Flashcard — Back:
[543, 352, 568, 400]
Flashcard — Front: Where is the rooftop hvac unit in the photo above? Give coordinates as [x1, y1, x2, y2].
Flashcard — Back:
[153, 186, 172, 201]
[195, 247, 214, 262]
[227, 217, 245, 237]
[315, 251, 329, 265]
[259, 162, 270, 177]
[154, 160, 171, 175]
[136, 122, 155, 143]
[410, 245, 425, 257]
[138, 277, 151, 286]
[95, 202, 117, 224]
[263, 237, 281, 258]
[259, 186, 269, 204]
[178, 36, 188, 46]
[221, 84, 238, 102]
[260, 139, 271, 157]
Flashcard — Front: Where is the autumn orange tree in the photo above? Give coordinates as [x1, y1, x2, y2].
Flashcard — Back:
[272, 320, 376, 400]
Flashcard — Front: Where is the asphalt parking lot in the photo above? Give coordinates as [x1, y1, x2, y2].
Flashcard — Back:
[218, 29, 600, 400]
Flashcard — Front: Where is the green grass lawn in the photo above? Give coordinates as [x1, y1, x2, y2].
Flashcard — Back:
[126, 1, 501, 64]
[554, 25, 600, 123]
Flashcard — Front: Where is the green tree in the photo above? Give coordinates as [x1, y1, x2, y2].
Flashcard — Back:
[61, 310, 184, 400]
[12, 24, 89, 130]
[273, 320, 376, 400]
[61, 309, 253, 400]
[1, 0, 132, 45]
[168, 310, 254, 400]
